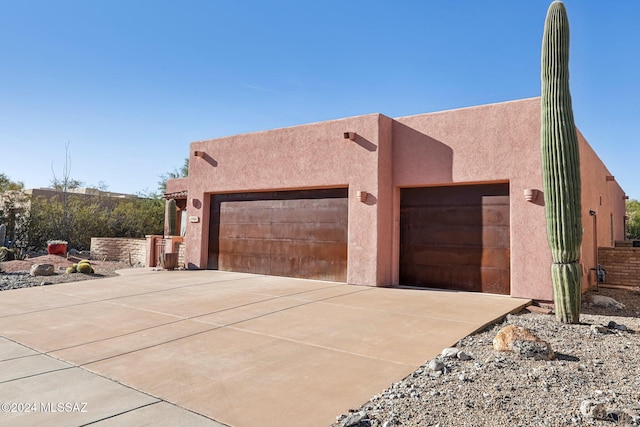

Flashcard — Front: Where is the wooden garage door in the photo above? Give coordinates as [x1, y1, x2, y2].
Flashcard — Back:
[208, 188, 348, 282]
[399, 184, 510, 294]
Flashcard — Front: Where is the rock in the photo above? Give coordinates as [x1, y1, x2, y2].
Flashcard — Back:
[586, 294, 625, 310]
[340, 411, 368, 427]
[29, 264, 54, 277]
[457, 351, 473, 361]
[493, 325, 555, 361]
[441, 347, 459, 358]
[511, 339, 554, 361]
[590, 324, 609, 335]
[607, 321, 628, 331]
[580, 400, 606, 419]
[428, 359, 444, 372]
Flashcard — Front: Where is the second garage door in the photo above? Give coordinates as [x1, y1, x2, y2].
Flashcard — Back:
[208, 188, 348, 282]
[399, 183, 510, 294]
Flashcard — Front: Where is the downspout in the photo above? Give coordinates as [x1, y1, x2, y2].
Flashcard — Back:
[589, 210, 598, 290]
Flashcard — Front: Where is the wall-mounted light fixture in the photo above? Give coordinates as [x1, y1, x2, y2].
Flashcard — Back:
[589, 210, 597, 216]
[357, 191, 368, 203]
[523, 188, 540, 203]
[606, 175, 615, 182]
[343, 132, 356, 141]
[194, 150, 205, 157]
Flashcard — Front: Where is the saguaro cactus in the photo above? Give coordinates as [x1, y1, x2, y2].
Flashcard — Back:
[0, 224, 5, 246]
[541, 1, 583, 323]
[166, 199, 177, 237]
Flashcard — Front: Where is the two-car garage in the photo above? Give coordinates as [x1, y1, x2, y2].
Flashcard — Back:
[206, 184, 510, 294]
[207, 188, 348, 282]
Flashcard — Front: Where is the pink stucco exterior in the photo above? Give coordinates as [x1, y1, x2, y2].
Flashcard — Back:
[167, 98, 625, 301]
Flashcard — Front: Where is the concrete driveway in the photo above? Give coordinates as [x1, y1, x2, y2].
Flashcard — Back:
[0, 270, 529, 426]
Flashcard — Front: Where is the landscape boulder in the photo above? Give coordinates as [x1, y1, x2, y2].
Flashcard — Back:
[29, 264, 55, 277]
[493, 325, 555, 361]
[585, 294, 625, 310]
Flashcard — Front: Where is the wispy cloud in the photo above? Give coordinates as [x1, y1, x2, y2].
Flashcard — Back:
[239, 82, 277, 93]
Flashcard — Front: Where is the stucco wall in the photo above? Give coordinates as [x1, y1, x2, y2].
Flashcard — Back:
[393, 98, 552, 300]
[166, 177, 188, 194]
[184, 113, 392, 286]
[578, 132, 627, 290]
[172, 97, 625, 301]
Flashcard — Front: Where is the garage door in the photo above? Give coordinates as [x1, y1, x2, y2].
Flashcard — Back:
[208, 188, 348, 282]
[399, 184, 510, 294]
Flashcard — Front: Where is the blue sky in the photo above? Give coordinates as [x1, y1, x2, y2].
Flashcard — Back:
[2, 1, 639, 198]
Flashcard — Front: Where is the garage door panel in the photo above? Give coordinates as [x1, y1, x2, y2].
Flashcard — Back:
[400, 184, 510, 294]
[403, 185, 508, 205]
[218, 204, 273, 224]
[268, 240, 347, 258]
[401, 265, 482, 292]
[481, 269, 511, 294]
[269, 257, 347, 281]
[219, 238, 271, 258]
[209, 189, 348, 282]
[480, 248, 510, 269]
[401, 245, 482, 266]
[401, 225, 482, 246]
[219, 223, 272, 240]
[218, 222, 347, 243]
[403, 225, 509, 248]
[219, 253, 271, 275]
[402, 205, 509, 227]
[269, 223, 348, 242]
[401, 206, 482, 226]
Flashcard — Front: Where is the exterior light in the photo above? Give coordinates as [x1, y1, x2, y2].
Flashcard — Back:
[523, 189, 540, 202]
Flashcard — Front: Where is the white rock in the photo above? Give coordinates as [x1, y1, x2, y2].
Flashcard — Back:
[587, 294, 625, 310]
[580, 400, 606, 419]
[590, 324, 609, 335]
[29, 264, 54, 277]
[428, 359, 444, 372]
[441, 347, 459, 358]
[457, 351, 473, 361]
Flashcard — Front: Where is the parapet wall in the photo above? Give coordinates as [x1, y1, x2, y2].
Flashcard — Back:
[90, 237, 146, 266]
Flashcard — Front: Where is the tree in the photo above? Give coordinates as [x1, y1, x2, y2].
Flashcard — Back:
[627, 199, 640, 240]
[158, 158, 189, 195]
[0, 173, 24, 192]
[0, 173, 27, 247]
[27, 193, 164, 251]
[48, 142, 84, 243]
[110, 197, 164, 238]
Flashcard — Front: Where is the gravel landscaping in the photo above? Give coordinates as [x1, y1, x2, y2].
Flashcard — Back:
[0, 254, 134, 291]
[334, 287, 640, 427]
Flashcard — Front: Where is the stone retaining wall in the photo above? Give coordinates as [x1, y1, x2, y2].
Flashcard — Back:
[598, 247, 640, 287]
[90, 237, 146, 266]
